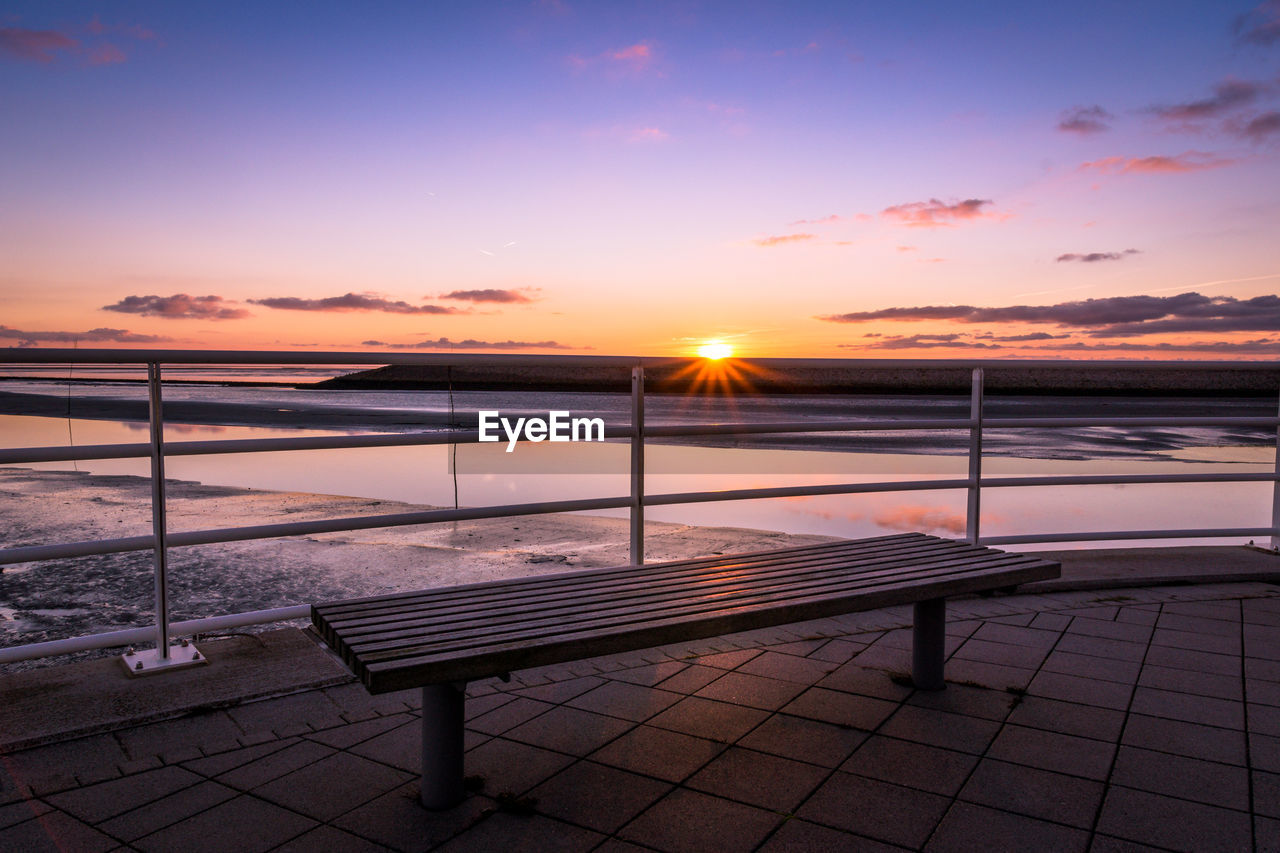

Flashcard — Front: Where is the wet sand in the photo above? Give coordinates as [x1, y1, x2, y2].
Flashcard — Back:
[0, 468, 831, 659]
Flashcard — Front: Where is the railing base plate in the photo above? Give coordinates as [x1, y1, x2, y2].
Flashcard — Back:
[121, 644, 208, 676]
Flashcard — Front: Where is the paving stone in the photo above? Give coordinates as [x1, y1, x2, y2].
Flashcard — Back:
[971, 622, 1060, 649]
[333, 781, 491, 852]
[590, 725, 725, 783]
[618, 788, 782, 853]
[987, 725, 1116, 780]
[878, 704, 1002, 754]
[466, 737, 575, 795]
[1111, 745, 1249, 810]
[132, 793, 316, 853]
[466, 697, 555, 736]
[1157, 612, 1242, 638]
[1255, 770, 1280, 819]
[736, 651, 840, 684]
[807, 639, 867, 664]
[769, 638, 830, 657]
[1059, 605, 1120, 621]
[924, 800, 1088, 853]
[687, 746, 827, 811]
[1040, 650, 1141, 684]
[1030, 612, 1073, 632]
[1163, 600, 1240, 621]
[513, 675, 605, 704]
[1121, 714, 1246, 765]
[758, 818, 903, 853]
[324, 683, 415, 719]
[1054, 633, 1147, 663]
[650, 665, 726, 695]
[693, 671, 807, 711]
[1250, 678, 1280, 707]
[1130, 687, 1245, 729]
[115, 712, 244, 764]
[504, 705, 633, 756]
[647, 696, 770, 744]
[180, 737, 300, 778]
[252, 750, 412, 822]
[528, 760, 670, 834]
[1143, 644, 1238, 676]
[690, 649, 763, 670]
[226, 690, 345, 737]
[987, 612, 1037, 627]
[736, 712, 867, 768]
[1089, 834, 1173, 852]
[0, 796, 51, 830]
[849, 642, 910, 673]
[944, 658, 1036, 691]
[0, 807, 117, 853]
[797, 771, 950, 849]
[1257, 816, 1280, 853]
[958, 758, 1103, 828]
[1254, 733, 1280, 774]
[780, 687, 897, 732]
[271, 824, 394, 852]
[98, 780, 239, 842]
[1253, 703, 1280, 737]
[1066, 617, 1151, 644]
[304, 713, 414, 751]
[1246, 624, 1280, 661]
[1115, 608, 1159, 627]
[906, 681, 1016, 721]
[953, 637, 1051, 669]
[1007, 696, 1126, 742]
[214, 738, 333, 790]
[816, 662, 914, 702]
[1138, 664, 1242, 701]
[438, 811, 604, 853]
[342, 720, 423, 772]
[567, 681, 684, 721]
[2, 734, 129, 795]
[1095, 785, 1253, 853]
[46, 764, 202, 824]
[1027, 670, 1133, 710]
[1152, 627, 1241, 656]
[841, 736, 977, 796]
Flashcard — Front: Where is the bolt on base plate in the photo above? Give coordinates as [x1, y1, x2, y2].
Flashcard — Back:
[121, 643, 208, 676]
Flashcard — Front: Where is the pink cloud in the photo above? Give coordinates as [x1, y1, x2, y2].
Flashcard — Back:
[569, 41, 656, 73]
[752, 233, 815, 247]
[609, 43, 650, 62]
[103, 294, 250, 320]
[880, 198, 999, 228]
[88, 43, 126, 65]
[788, 214, 842, 226]
[1080, 152, 1235, 175]
[0, 27, 78, 63]
[873, 505, 966, 536]
[629, 126, 668, 142]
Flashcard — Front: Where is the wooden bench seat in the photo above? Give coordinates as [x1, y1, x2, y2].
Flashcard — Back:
[312, 532, 1060, 808]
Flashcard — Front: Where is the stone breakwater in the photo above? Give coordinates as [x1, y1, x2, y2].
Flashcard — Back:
[313, 361, 1280, 396]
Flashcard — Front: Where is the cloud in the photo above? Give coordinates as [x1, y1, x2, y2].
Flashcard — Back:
[990, 332, 1067, 342]
[87, 43, 126, 65]
[569, 41, 655, 72]
[788, 214, 843, 226]
[1240, 111, 1280, 140]
[609, 43, 651, 63]
[1149, 78, 1264, 120]
[0, 325, 171, 345]
[1235, 1, 1280, 46]
[852, 334, 1003, 350]
[1058, 105, 1112, 134]
[361, 337, 573, 350]
[1043, 338, 1280, 354]
[439, 289, 535, 304]
[1079, 152, 1235, 175]
[873, 505, 966, 536]
[880, 198, 998, 228]
[0, 27, 78, 63]
[248, 293, 461, 314]
[820, 291, 1280, 337]
[628, 126, 668, 142]
[752, 233, 815, 247]
[102, 294, 250, 320]
[1056, 249, 1140, 263]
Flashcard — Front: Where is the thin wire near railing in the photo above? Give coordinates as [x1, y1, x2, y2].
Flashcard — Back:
[1, 349, 1278, 666]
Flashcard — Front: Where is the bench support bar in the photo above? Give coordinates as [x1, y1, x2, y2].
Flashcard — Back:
[420, 682, 466, 809]
[912, 598, 946, 691]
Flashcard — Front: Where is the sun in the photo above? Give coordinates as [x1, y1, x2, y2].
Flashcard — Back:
[696, 340, 734, 360]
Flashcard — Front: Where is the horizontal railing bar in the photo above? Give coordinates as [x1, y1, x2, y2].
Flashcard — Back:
[3, 348, 1280, 372]
[643, 478, 971, 506]
[981, 473, 1279, 488]
[0, 605, 312, 664]
[0, 495, 634, 566]
[984, 416, 1280, 429]
[644, 419, 972, 437]
[980, 527, 1273, 546]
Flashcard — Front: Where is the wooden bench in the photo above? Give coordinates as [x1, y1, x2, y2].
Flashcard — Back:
[312, 532, 1059, 808]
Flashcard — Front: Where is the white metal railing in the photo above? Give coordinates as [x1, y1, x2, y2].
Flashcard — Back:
[1, 349, 1278, 666]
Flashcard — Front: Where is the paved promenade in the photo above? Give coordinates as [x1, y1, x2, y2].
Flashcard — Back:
[2, 579, 1279, 852]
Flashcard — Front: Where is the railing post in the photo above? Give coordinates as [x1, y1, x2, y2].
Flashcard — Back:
[148, 362, 171, 659]
[121, 363, 206, 674]
[1272, 388, 1280, 551]
[966, 367, 984, 544]
[630, 366, 645, 565]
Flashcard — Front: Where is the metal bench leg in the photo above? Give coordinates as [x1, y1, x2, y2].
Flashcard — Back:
[912, 598, 946, 691]
[420, 682, 466, 809]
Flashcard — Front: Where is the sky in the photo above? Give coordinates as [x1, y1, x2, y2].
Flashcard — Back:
[2, 1, 1280, 359]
